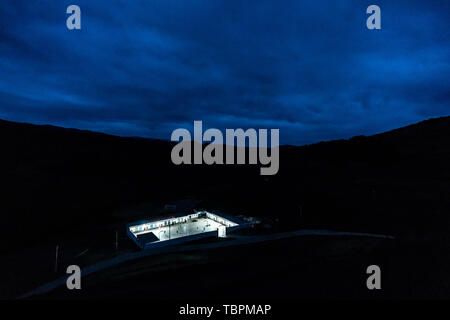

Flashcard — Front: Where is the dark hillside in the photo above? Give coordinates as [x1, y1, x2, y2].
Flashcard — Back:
[0, 117, 449, 252]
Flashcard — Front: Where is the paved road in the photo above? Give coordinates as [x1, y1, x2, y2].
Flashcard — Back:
[19, 229, 394, 299]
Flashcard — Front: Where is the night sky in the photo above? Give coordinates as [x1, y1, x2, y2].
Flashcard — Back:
[0, 0, 448, 145]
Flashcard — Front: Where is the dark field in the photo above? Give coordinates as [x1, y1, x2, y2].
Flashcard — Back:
[1, 116, 450, 299]
[35, 234, 448, 300]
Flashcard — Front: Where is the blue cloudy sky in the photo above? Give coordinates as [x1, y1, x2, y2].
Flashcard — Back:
[0, 0, 449, 145]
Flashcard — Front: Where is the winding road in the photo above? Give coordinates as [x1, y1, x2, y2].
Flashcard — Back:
[19, 229, 394, 299]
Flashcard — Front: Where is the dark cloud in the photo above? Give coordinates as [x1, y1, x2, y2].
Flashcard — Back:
[0, 0, 449, 144]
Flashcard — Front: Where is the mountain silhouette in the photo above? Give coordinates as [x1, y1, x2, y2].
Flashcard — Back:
[0, 117, 449, 253]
